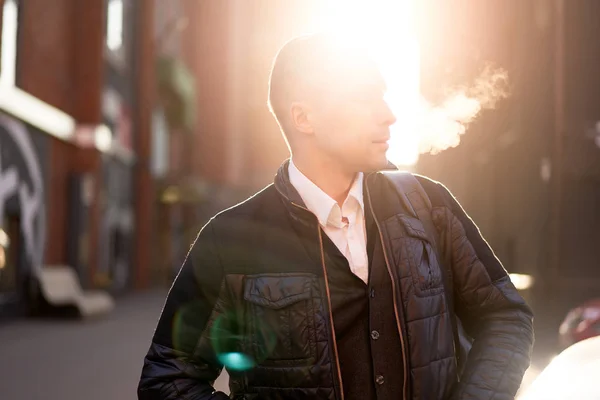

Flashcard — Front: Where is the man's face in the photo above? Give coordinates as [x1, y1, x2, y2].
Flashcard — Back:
[307, 61, 397, 173]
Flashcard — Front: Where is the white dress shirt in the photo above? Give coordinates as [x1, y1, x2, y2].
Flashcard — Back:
[288, 160, 369, 283]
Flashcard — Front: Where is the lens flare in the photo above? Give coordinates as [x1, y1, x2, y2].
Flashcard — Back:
[217, 352, 255, 372]
[207, 312, 281, 371]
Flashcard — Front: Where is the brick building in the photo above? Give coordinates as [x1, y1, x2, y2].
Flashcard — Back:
[0, 0, 157, 318]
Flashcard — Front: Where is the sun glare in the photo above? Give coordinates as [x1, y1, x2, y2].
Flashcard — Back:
[316, 0, 421, 166]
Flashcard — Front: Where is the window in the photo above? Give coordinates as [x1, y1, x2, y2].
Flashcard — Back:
[106, 0, 124, 52]
[1, 0, 18, 86]
[151, 107, 169, 178]
[105, 0, 127, 68]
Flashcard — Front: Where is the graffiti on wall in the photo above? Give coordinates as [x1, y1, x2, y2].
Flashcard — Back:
[0, 114, 46, 274]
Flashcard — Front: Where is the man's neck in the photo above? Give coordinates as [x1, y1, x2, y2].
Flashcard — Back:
[291, 155, 357, 206]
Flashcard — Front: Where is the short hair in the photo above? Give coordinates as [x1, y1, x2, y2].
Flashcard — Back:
[267, 32, 378, 140]
[267, 33, 325, 138]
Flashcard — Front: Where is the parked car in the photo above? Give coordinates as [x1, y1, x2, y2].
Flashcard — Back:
[559, 299, 600, 350]
[518, 336, 600, 400]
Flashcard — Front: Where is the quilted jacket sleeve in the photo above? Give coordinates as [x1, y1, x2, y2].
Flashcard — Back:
[421, 178, 534, 400]
[138, 221, 230, 400]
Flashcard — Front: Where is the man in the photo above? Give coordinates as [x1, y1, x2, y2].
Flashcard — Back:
[138, 33, 534, 400]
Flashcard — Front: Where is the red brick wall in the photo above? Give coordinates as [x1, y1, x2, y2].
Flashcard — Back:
[182, 0, 232, 185]
[19, 0, 105, 123]
[133, 0, 155, 288]
[18, 0, 75, 115]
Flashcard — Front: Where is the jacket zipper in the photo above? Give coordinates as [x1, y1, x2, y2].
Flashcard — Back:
[291, 202, 345, 400]
[365, 183, 408, 400]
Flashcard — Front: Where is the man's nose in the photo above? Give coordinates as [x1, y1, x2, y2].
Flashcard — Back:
[379, 102, 397, 127]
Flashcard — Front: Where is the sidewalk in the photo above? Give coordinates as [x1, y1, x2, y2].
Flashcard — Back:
[0, 288, 544, 399]
[0, 289, 229, 400]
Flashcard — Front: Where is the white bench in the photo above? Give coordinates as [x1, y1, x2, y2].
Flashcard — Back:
[37, 265, 115, 318]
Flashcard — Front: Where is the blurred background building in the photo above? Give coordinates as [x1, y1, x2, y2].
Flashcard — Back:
[0, 0, 151, 318]
[416, 0, 600, 349]
[0, 0, 598, 366]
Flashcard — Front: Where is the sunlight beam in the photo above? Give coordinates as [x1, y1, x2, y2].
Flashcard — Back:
[317, 0, 421, 166]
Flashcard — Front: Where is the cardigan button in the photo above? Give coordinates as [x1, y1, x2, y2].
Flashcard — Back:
[375, 375, 385, 385]
[371, 330, 380, 340]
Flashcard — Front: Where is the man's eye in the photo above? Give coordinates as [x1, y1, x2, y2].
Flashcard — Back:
[348, 89, 382, 101]
[352, 93, 385, 104]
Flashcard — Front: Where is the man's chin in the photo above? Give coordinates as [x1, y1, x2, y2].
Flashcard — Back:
[361, 157, 392, 173]
[379, 158, 397, 171]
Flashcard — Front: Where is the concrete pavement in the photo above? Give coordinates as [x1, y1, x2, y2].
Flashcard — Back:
[0, 288, 545, 399]
[0, 289, 229, 400]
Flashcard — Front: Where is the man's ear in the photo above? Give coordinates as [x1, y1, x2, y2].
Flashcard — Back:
[290, 101, 314, 135]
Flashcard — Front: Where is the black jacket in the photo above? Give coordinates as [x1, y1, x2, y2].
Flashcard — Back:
[138, 161, 534, 400]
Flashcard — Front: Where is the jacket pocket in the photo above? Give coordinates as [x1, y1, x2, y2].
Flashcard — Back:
[243, 273, 318, 366]
[396, 215, 444, 296]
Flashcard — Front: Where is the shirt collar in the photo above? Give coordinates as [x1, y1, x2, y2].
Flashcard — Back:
[288, 159, 364, 227]
[348, 172, 365, 211]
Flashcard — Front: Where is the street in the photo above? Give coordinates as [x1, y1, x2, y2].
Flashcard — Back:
[0, 289, 546, 400]
[0, 290, 229, 400]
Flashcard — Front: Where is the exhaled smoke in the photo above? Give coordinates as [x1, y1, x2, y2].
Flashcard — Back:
[417, 65, 510, 155]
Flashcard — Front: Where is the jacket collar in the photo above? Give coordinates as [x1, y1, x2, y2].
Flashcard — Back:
[274, 158, 398, 221]
[274, 159, 306, 208]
